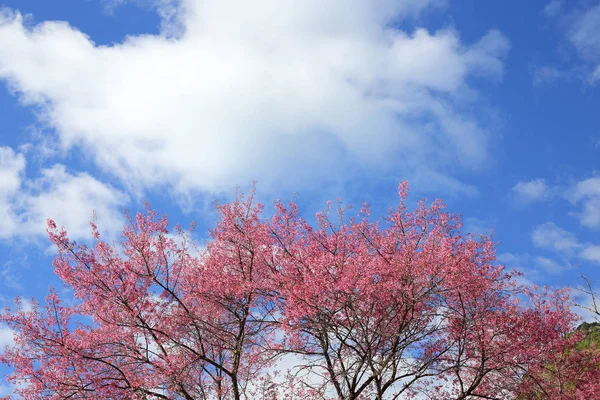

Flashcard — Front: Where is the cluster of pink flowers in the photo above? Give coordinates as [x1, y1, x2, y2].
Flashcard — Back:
[1, 183, 598, 399]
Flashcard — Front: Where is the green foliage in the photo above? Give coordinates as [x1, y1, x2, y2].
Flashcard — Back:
[576, 321, 600, 350]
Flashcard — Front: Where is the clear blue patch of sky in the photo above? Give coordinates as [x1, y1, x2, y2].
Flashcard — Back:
[1, 0, 162, 44]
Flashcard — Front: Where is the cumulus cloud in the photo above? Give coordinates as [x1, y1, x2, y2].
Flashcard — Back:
[581, 245, 600, 264]
[568, 177, 600, 229]
[497, 252, 539, 286]
[531, 66, 563, 86]
[498, 252, 530, 269]
[0, 325, 14, 353]
[511, 178, 550, 204]
[542, 0, 563, 18]
[0, 146, 128, 240]
[543, 1, 600, 85]
[463, 217, 495, 236]
[0, 146, 26, 235]
[0, 0, 509, 199]
[531, 220, 600, 272]
[520, 176, 600, 230]
[567, 4, 600, 62]
[498, 251, 569, 285]
[0, 326, 16, 398]
[531, 222, 582, 254]
[533, 256, 570, 274]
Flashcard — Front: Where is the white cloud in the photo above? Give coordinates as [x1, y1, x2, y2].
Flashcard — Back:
[498, 251, 573, 285]
[0, 383, 13, 397]
[0, 146, 24, 196]
[567, 4, 600, 62]
[543, 1, 563, 18]
[581, 245, 600, 264]
[511, 178, 550, 204]
[0, 375, 24, 398]
[497, 252, 539, 286]
[498, 252, 529, 268]
[533, 256, 570, 274]
[0, 0, 509, 198]
[531, 222, 582, 254]
[0, 325, 15, 353]
[0, 146, 128, 240]
[568, 177, 600, 229]
[463, 217, 494, 236]
[0, 146, 26, 236]
[593, 65, 600, 84]
[531, 66, 562, 86]
[531, 221, 600, 272]
[543, 2, 600, 85]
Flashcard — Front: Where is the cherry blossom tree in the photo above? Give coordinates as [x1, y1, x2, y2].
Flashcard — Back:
[269, 184, 586, 400]
[514, 275, 600, 400]
[1, 195, 278, 400]
[1, 183, 597, 399]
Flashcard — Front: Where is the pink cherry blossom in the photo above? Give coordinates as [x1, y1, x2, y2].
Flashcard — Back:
[1, 184, 597, 399]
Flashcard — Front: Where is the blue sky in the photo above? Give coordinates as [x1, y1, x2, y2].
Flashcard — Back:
[1, 0, 600, 393]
